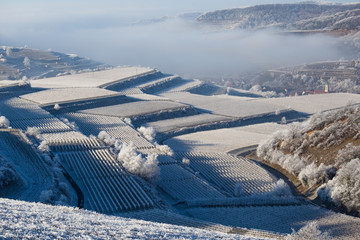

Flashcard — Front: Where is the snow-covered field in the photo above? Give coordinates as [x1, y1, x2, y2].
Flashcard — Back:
[147, 113, 232, 133]
[30, 67, 155, 88]
[20, 88, 121, 106]
[161, 92, 288, 118]
[79, 100, 188, 118]
[254, 93, 360, 114]
[0, 198, 265, 240]
[165, 123, 285, 153]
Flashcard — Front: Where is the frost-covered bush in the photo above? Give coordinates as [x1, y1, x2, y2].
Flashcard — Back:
[318, 158, 360, 214]
[40, 189, 55, 203]
[54, 104, 61, 110]
[19, 76, 30, 86]
[269, 179, 292, 197]
[60, 118, 78, 131]
[38, 141, 50, 153]
[98, 131, 120, 149]
[182, 158, 190, 166]
[249, 84, 277, 98]
[39, 155, 72, 205]
[26, 127, 41, 139]
[137, 126, 156, 142]
[298, 163, 333, 187]
[0, 116, 10, 128]
[122, 117, 132, 126]
[137, 126, 175, 157]
[257, 140, 307, 175]
[285, 222, 330, 240]
[0, 167, 18, 187]
[155, 143, 174, 156]
[117, 142, 160, 180]
[0, 156, 18, 187]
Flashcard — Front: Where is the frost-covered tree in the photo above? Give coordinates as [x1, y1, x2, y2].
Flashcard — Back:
[285, 222, 330, 240]
[0, 156, 18, 187]
[318, 158, 360, 214]
[5, 47, 12, 57]
[23, 56, 30, 68]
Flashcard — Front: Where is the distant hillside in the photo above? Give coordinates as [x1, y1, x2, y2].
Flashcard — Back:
[197, 3, 360, 32]
[251, 60, 360, 95]
[257, 105, 360, 216]
[0, 46, 110, 81]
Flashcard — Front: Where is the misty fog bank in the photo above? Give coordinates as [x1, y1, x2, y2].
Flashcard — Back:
[1, 1, 349, 80]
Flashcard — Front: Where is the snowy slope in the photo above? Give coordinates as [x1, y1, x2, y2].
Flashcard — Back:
[0, 198, 265, 240]
[0, 46, 109, 81]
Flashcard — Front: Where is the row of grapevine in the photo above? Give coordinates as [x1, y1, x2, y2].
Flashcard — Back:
[176, 152, 276, 196]
[139, 76, 184, 94]
[10, 118, 73, 133]
[49, 137, 103, 152]
[104, 71, 165, 91]
[158, 79, 203, 94]
[60, 113, 155, 149]
[116, 87, 143, 95]
[58, 149, 154, 213]
[0, 97, 53, 121]
[0, 131, 51, 180]
[157, 163, 225, 201]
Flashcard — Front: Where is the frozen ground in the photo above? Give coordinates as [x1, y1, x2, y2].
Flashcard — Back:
[186, 205, 360, 239]
[165, 123, 285, 153]
[0, 198, 266, 240]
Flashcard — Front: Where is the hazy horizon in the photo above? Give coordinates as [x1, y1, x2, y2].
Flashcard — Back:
[0, 0, 356, 79]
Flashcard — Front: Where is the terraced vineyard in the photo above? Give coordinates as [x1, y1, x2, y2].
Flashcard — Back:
[0, 130, 53, 202]
[2, 65, 360, 239]
[176, 152, 276, 196]
[60, 113, 155, 149]
[158, 163, 225, 201]
[58, 149, 155, 213]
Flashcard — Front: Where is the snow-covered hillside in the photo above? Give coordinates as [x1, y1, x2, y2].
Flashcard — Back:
[0, 46, 109, 81]
[197, 3, 360, 32]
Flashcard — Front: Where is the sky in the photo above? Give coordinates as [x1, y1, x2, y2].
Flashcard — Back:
[0, 0, 357, 79]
